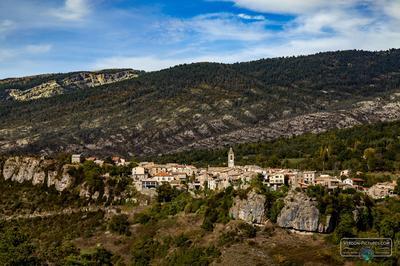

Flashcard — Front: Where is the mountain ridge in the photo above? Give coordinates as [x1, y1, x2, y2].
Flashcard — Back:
[1, 49, 400, 157]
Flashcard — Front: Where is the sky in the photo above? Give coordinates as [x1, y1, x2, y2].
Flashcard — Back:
[1, 0, 400, 78]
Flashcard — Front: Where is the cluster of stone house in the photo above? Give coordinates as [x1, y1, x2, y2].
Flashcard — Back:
[367, 181, 397, 199]
[71, 154, 130, 167]
[72, 149, 398, 199]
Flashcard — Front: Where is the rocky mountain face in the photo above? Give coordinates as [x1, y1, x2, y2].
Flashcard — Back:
[1, 49, 400, 156]
[1, 69, 139, 102]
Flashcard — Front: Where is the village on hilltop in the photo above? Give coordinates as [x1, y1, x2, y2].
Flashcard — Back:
[71, 147, 398, 200]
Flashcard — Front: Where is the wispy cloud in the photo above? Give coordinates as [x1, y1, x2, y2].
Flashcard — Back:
[222, 0, 357, 15]
[237, 13, 265, 20]
[52, 0, 90, 21]
[0, 19, 15, 37]
[0, 44, 52, 63]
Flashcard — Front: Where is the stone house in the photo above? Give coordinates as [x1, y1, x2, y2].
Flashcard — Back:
[154, 172, 174, 183]
[269, 173, 285, 186]
[132, 166, 147, 180]
[343, 178, 353, 186]
[71, 154, 83, 164]
[315, 175, 341, 189]
[367, 181, 397, 199]
[302, 171, 316, 185]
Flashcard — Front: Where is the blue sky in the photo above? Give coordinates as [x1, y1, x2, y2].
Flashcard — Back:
[1, 0, 400, 78]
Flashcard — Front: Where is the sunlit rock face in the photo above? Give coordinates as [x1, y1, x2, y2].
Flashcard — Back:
[230, 190, 267, 224]
[2, 156, 74, 192]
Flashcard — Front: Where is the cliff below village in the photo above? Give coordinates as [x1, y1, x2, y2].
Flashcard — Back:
[1, 50, 400, 157]
[0, 156, 134, 203]
[229, 189, 336, 233]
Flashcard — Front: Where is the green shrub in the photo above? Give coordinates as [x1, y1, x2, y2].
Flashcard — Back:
[109, 214, 131, 236]
[0, 227, 42, 265]
[238, 222, 257, 238]
[65, 247, 113, 266]
[167, 246, 220, 266]
[131, 237, 169, 266]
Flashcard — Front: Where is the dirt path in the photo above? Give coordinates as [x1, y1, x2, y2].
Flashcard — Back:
[0, 206, 106, 221]
[0, 204, 148, 221]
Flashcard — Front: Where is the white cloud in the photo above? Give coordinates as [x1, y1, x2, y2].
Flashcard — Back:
[224, 0, 355, 14]
[0, 20, 15, 37]
[52, 0, 90, 21]
[382, 0, 400, 19]
[0, 44, 52, 63]
[161, 13, 270, 43]
[237, 13, 265, 20]
[25, 44, 52, 54]
[287, 9, 373, 36]
[92, 56, 185, 72]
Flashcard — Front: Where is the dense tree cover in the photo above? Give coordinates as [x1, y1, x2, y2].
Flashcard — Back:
[0, 178, 87, 215]
[0, 211, 105, 265]
[156, 183, 183, 203]
[0, 224, 41, 265]
[108, 214, 131, 236]
[305, 184, 400, 259]
[2, 50, 400, 156]
[152, 121, 400, 172]
[201, 187, 235, 231]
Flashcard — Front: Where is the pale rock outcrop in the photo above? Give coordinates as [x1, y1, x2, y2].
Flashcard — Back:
[79, 183, 91, 199]
[277, 190, 320, 232]
[3, 157, 42, 183]
[317, 215, 335, 233]
[54, 165, 75, 191]
[47, 171, 58, 188]
[230, 190, 267, 224]
[2, 156, 74, 192]
[46, 166, 75, 191]
[9, 80, 64, 102]
[32, 171, 46, 185]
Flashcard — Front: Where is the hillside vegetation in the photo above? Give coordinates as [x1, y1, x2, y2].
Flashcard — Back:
[1, 49, 400, 156]
[151, 121, 400, 173]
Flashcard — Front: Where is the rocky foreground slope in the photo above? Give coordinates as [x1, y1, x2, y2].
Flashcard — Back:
[1, 49, 400, 156]
[229, 189, 335, 233]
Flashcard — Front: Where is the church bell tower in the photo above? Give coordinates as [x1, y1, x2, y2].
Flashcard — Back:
[228, 147, 234, 168]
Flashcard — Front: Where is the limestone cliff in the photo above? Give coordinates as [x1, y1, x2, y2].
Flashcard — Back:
[277, 190, 334, 233]
[9, 80, 64, 101]
[229, 191, 267, 224]
[2, 156, 74, 192]
[61, 71, 138, 88]
[4, 69, 139, 102]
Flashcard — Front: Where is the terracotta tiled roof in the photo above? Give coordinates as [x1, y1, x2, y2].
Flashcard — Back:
[155, 172, 172, 177]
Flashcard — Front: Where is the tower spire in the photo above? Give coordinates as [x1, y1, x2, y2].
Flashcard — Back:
[228, 147, 235, 168]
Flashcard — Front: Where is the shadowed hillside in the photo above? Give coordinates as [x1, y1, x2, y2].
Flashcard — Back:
[1, 49, 400, 156]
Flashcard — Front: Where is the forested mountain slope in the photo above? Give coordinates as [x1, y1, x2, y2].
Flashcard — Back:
[151, 120, 400, 173]
[1, 49, 400, 156]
